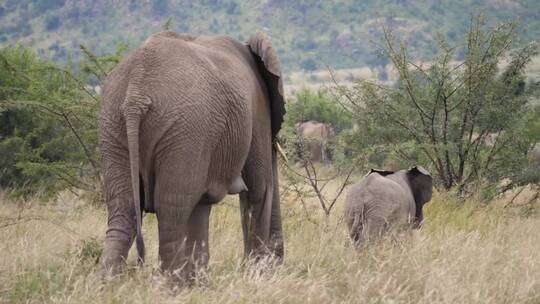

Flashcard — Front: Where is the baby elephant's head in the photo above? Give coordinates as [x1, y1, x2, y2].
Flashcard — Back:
[406, 166, 433, 227]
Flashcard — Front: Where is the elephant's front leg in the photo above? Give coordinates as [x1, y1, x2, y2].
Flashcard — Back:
[240, 191, 270, 259]
[101, 195, 136, 275]
[186, 203, 211, 271]
[240, 149, 283, 261]
[268, 150, 284, 259]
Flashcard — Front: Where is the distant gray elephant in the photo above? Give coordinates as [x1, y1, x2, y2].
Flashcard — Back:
[296, 120, 335, 163]
[99, 31, 286, 279]
[344, 166, 432, 247]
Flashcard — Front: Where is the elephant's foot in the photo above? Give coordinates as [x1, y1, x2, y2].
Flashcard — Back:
[101, 196, 137, 276]
[269, 236, 284, 263]
[162, 263, 208, 287]
[100, 228, 135, 276]
[244, 237, 283, 267]
[159, 243, 210, 285]
[242, 207, 283, 265]
[100, 246, 130, 278]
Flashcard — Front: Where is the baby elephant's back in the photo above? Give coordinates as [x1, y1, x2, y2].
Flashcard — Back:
[344, 173, 412, 242]
[348, 174, 404, 209]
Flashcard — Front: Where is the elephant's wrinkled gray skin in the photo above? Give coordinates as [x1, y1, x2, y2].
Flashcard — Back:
[344, 166, 432, 247]
[99, 31, 286, 279]
[296, 120, 335, 163]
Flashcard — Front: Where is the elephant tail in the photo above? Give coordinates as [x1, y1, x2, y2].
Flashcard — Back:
[350, 213, 364, 245]
[124, 92, 150, 266]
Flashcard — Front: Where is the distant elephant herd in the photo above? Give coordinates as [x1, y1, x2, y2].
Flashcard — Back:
[98, 31, 432, 281]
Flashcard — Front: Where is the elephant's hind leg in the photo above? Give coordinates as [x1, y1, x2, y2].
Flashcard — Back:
[347, 214, 365, 248]
[186, 203, 212, 274]
[240, 147, 283, 261]
[156, 197, 212, 282]
[100, 144, 137, 275]
[365, 216, 389, 244]
[155, 191, 195, 279]
[101, 195, 136, 274]
[154, 155, 211, 281]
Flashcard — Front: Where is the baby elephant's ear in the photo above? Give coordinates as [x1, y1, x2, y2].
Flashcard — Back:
[409, 165, 431, 176]
[248, 32, 286, 140]
[407, 165, 433, 206]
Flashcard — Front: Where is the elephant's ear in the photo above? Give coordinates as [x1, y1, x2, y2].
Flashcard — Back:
[409, 166, 430, 176]
[368, 168, 394, 177]
[407, 166, 433, 206]
[248, 32, 286, 140]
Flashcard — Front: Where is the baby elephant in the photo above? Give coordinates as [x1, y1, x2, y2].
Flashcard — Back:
[344, 166, 433, 246]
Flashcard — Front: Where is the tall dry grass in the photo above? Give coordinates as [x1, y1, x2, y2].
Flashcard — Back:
[0, 186, 539, 303]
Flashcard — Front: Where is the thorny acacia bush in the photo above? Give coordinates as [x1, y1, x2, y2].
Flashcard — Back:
[333, 16, 540, 192]
[0, 44, 126, 199]
[278, 88, 371, 219]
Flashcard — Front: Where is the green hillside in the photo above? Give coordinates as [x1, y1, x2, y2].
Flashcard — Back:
[0, 0, 539, 72]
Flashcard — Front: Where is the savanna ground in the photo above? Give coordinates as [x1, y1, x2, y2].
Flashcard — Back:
[1, 176, 539, 304]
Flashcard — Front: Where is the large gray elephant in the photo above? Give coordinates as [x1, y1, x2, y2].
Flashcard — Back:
[99, 31, 286, 279]
[344, 166, 432, 247]
[296, 120, 335, 163]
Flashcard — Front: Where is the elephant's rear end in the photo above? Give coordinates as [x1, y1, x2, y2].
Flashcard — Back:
[344, 184, 367, 245]
[135, 34, 254, 203]
[99, 31, 287, 280]
[99, 35, 254, 272]
[344, 174, 405, 247]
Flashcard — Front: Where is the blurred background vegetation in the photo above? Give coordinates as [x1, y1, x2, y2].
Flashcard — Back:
[0, 1, 538, 202]
[0, 0, 539, 72]
[0, 43, 126, 198]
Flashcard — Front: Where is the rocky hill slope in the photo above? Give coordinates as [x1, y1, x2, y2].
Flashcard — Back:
[1, 0, 538, 72]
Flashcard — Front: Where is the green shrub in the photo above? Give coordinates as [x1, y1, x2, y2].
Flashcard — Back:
[283, 88, 352, 133]
[336, 16, 539, 191]
[0, 44, 125, 197]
